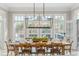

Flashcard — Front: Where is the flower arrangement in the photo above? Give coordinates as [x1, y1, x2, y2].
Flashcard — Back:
[32, 37, 48, 42]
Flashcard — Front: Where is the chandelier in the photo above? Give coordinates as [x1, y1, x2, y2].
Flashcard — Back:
[25, 3, 53, 28]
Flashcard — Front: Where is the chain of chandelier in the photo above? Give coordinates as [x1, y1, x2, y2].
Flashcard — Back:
[33, 3, 45, 19]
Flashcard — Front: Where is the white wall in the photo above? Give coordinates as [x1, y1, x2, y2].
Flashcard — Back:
[70, 10, 77, 49]
[69, 9, 79, 49]
[7, 12, 14, 41]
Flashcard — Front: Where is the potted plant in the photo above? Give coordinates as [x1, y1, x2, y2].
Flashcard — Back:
[32, 37, 39, 42]
[42, 37, 48, 42]
[32, 37, 48, 42]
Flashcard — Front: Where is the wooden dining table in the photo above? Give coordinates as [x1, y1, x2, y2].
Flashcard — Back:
[8, 41, 71, 55]
[46, 41, 71, 55]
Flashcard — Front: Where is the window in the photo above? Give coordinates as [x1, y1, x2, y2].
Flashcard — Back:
[14, 14, 66, 40]
[27, 28, 38, 38]
[54, 15, 65, 40]
[14, 16, 25, 40]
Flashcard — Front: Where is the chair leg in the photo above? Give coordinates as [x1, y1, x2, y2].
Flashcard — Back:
[69, 49, 71, 54]
[7, 50, 9, 56]
[11, 52, 12, 55]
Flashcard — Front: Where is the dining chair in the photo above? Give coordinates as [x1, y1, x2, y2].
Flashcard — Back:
[45, 41, 51, 56]
[5, 41, 15, 56]
[64, 40, 73, 54]
[19, 43, 31, 56]
[51, 42, 62, 55]
[35, 42, 46, 55]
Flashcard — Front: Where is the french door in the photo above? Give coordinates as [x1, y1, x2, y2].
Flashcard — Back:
[77, 20, 79, 47]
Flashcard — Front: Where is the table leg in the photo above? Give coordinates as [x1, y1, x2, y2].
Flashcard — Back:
[62, 45, 65, 55]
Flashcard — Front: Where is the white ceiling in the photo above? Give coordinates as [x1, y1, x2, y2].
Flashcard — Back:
[0, 3, 79, 12]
